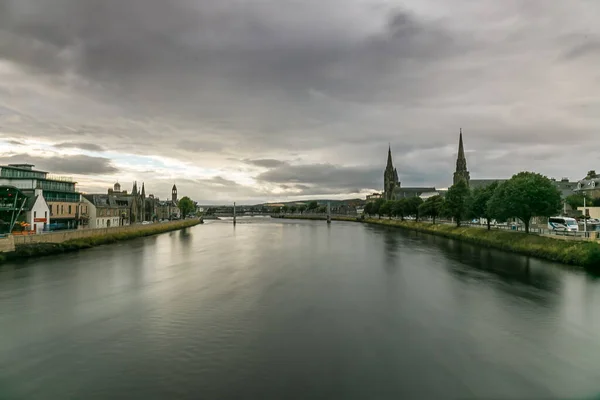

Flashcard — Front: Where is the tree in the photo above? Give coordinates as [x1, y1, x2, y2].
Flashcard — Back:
[392, 199, 407, 220]
[444, 180, 470, 227]
[307, 201, 319, 212]
[405, 197, 424, 221]
[419, 195, 444, 224]
[373, 198, 386, 219]
[318, 205, 327, 214]
[380, 201, 394, 219]
[298, 205, 307, 214]
[282, 205, 289, 214]
[178, 196, 195, 219]
[487, 172, 562, 233]
[364, 202, 374, 216]
[469, 181, 499, 230]
[565, 194, 585, 211]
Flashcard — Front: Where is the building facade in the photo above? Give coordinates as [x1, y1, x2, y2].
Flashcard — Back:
[82, 195, 123, 229]
[22, 188, 50, 234]
[156, 184, 180, 220]
[0, 164, 85, 230]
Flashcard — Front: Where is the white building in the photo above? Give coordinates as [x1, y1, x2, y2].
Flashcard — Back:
[23, 188, 50, 234]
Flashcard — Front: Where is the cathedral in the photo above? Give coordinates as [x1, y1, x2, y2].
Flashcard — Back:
[383, 146, 436, 201]
[452, 130, 505, 190]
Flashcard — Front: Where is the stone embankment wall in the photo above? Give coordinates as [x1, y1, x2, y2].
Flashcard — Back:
[0, 236, 15, 253]
[10, 220, 199, 248]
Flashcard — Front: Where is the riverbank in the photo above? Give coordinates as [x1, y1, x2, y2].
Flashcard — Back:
[0, 219, 202, 264]
[275, 215, 600, 269]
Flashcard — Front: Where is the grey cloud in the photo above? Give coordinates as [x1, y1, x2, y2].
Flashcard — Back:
[563, 39, 600, 60]
[242, 159, 288, 169]
[0, 154, 118, 175]
[257, 163, 380, 193]
[1, 0, 600, 201]
[55, 142, 105, 152]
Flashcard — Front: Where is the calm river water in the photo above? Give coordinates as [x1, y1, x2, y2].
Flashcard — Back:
[1, 218, 600, 399]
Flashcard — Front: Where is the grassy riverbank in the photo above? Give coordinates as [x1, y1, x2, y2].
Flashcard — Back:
[275, 215, 600, 269]
[0, 219, 202, 263]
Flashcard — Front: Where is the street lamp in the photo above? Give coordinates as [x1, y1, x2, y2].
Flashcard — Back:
[576, 181, 595, 234]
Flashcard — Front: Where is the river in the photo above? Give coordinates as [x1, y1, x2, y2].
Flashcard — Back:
[1, 218, 600, 399]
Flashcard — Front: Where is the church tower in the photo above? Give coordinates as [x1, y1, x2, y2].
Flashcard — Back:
[453, 129, 471, 186]
[384, 145, 400, 200]
[141, 183, 146, 221]
[172, 184, 178, 203]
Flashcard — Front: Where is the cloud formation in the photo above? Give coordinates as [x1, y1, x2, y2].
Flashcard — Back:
[1, 0, 600, 202]
[0, 154, 118, 175]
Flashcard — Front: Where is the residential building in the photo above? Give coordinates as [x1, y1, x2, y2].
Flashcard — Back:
[0, 163, 85, 230]
[576, 171, 600, 199]
[82, 194, 123, 229]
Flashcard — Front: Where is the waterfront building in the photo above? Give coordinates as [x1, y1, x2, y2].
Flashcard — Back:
[0, 164, 86, 230]
[21, 188, 50, 234]
[82, 194, 123, 229]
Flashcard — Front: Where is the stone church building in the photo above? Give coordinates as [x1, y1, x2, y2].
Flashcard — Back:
[383, 146, 436, 201]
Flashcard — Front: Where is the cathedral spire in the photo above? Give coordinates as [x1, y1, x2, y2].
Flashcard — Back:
[384, 145, 399, 200]
[453, 129, 470, 186]
[386, 144, 393, 169]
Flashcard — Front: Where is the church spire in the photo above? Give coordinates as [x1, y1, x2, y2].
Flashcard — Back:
[386, 144, 393, 169]
[453, 128, 470, 186]
[384, 145, 399, 200]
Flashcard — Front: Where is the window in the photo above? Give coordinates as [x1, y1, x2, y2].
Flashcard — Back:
[34, 211, 37, 218]
[68, 205, 72, 214]
[61, 205, 64, 214]
[45, 211, 47, 219]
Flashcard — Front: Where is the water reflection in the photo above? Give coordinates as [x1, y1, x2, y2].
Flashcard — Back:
[1, 220, 600, 399]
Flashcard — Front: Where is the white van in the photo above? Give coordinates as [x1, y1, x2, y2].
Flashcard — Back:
[548, 217, 579, 232]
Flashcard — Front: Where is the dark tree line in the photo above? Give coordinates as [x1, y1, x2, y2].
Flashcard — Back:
[364, 171, 562, 234]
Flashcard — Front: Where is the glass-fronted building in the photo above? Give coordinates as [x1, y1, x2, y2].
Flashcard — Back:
[0, 164, 85, 230]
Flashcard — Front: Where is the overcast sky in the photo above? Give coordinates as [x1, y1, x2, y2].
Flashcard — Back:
[1, 0, 599, 203]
